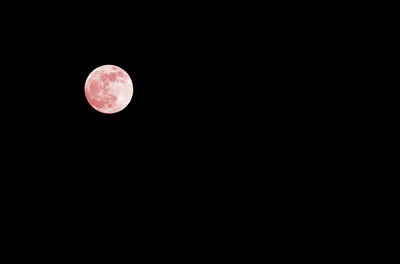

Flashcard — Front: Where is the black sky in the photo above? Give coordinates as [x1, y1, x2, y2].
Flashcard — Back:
[2, 2, 314, 185]
[3, 3, 257, 189]
[0, 3, 354, 256]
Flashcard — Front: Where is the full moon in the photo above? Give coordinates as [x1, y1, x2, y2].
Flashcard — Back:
[85, 65, 134, 114]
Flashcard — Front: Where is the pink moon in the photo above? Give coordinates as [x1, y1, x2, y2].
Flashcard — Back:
[85, 65, 134, 114]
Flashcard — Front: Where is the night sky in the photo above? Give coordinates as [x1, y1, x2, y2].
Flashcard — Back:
[4, 4, 256, 196]
[2, 2, 310, 198]
[6, 1, 346, 251]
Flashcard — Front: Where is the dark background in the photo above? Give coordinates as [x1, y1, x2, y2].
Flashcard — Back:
[4, 3, 263, 175]
[1, 2, 347, 254]
[3, 3, 263, 233]
[2, 3, 337, 204]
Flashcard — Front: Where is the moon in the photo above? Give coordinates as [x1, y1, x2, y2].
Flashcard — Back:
[85, 65, 134, 114]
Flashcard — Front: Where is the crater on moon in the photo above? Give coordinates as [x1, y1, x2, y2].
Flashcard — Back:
[85, 65, 133, 114]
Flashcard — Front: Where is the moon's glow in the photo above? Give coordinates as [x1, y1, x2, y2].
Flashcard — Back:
[85, 65, 133, 114]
